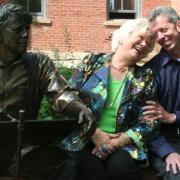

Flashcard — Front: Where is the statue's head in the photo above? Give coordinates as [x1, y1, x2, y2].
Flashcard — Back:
[0, 3, 33, 56]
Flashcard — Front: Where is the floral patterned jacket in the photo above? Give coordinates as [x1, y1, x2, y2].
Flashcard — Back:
[64, 53, 160, 160]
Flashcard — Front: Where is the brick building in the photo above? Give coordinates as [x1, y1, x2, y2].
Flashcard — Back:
[0, 0, 180, 57]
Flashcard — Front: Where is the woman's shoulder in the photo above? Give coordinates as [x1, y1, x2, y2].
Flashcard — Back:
[133, 65, 153, 77]
[132, 65, 156, 96]
[80, 52, 113, 73]
[83, 52, 113, 65]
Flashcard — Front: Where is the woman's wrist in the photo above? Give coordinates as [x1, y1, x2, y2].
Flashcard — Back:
[117, 133, 132, 147]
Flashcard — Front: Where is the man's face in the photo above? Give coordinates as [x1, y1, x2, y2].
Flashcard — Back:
[2, 14, 30, 55]
[151, 15, 180, 52]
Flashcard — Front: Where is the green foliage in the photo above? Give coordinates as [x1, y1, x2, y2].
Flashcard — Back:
[59, 66, 74, 80]
[38, 66, 74, 120]
[38, 96, 60, 120]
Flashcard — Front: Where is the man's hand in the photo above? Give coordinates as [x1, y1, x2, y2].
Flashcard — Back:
[166, 152, 180, 174]
[142, 100, 176, 124]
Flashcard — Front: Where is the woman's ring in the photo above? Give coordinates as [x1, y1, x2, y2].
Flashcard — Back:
[98, 154, 102, 159]
[101, 144, 109, 153]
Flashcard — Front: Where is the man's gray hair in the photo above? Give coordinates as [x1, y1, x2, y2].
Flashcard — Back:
[148, 6, 180, 23]
[111, 18, 154, 52]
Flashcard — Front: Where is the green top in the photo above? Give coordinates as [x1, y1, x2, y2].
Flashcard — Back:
[98, 73, 124, 133]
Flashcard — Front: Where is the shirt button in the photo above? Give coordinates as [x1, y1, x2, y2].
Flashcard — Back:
[120, 114, 125, 118]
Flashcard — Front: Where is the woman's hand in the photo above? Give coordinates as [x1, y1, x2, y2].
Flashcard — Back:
[91, 128, 120, 159]
[108, 133, 131, 149]
[91, 128, 119, 147]
[91, 132, 131, 159]
[91, 144, 114, 159]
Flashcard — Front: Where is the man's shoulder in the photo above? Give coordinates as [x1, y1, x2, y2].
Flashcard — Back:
[23, 52, 55, 72]
[23, 52, 53, 66]
[24, 52, 51, 61]
[145, 49, 165, 71]
[146, 53, 162, 67]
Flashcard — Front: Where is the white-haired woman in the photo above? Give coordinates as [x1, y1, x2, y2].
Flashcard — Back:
[64, 18, 160, 180]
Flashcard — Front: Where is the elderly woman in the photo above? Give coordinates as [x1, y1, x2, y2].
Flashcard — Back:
[63, 18, 160, 180]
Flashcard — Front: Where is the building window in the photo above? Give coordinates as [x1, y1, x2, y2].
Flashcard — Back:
[109, 0, 140, 19]
[10, 0, 47, 17]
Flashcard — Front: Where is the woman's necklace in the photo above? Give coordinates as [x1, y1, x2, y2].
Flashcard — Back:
[105, 72, 127, 109]
[110, 63, 129, 72]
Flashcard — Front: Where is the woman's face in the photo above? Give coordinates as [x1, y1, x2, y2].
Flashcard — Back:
[120, 30, 154, 63]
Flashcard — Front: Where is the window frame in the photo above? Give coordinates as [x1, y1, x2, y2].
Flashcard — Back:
[30, 0, 47, 18]
[108, 0, 141, 20]
[10, 0, 47, 18]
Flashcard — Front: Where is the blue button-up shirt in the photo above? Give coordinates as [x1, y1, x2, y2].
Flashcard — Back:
[146, 48, 180, 158]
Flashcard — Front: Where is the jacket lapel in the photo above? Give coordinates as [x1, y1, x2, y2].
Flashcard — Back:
[120, 68, 145, 104]
[94, 65, 109, 87]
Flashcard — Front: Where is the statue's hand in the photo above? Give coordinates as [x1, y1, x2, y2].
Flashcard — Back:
[64, 100, 96, 140]
[78, 107, 96, 139]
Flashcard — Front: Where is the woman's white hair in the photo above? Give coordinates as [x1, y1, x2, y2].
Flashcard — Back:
[111, 18, 154, 52]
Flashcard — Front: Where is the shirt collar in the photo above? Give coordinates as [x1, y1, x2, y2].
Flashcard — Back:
[177, 58, 180, 62]
[160, 48, 172, 67]
[160, 48, 180, 67]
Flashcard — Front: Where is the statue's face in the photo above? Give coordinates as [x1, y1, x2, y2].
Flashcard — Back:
[2, 13, 30, 55]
